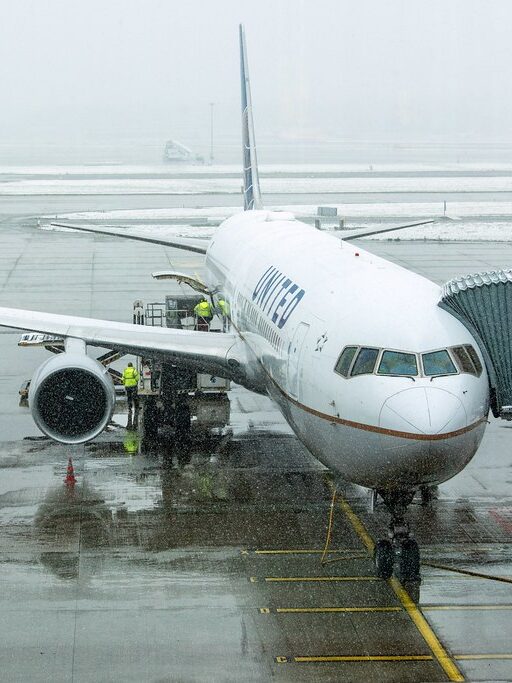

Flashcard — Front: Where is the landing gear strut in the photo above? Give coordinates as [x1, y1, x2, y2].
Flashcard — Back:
[373, 489, 421, 582]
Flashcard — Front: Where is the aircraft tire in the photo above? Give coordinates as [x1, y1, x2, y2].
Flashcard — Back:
[374, 539, 393, 579]
[142, 398, 159, 443]
[174, 404, 191, 443]
[396, 538, 420, 581]
[175, 405, 191, 427]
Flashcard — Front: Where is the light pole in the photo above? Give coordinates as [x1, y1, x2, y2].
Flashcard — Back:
[209, 102, 215, 164]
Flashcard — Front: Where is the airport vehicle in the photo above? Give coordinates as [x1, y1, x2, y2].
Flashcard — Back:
[0, 26, 507, 581]
[133, 295, 231, 443]
[163, 139, 204, 164]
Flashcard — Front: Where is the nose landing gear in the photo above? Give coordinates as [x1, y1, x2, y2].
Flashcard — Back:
[373, 539, 394, 579]
[373, 489, 421, 581]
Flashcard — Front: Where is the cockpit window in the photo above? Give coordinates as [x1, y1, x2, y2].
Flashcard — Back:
[451, 346, 477, 375]
[422, 350, 457, 376]
[351, 347, 379, 376]
[334, 346, 358, 377]
[335, 344, 482, 379]
[465, 345, 483, 376]
[377, 350, 418, 376]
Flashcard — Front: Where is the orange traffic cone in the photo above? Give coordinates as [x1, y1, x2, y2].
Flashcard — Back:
[64, 457, 77, 487]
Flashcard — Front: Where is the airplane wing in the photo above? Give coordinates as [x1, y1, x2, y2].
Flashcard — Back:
[342, 220, 435, 241]
[0, 307, 240, 378]
[50, 222, 208, 254]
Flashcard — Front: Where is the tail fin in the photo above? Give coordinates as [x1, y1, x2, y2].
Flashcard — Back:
[239, 24, 262, 210]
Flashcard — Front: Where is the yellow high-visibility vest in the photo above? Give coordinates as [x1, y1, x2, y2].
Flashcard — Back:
[194, 300, 212, 318]
[122, 366, 139, 387]
[218, 299, 229, 316]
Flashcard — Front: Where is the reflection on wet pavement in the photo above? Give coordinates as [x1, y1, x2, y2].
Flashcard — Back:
[1, 221, 512, 680]
[0, 405, 511, 682]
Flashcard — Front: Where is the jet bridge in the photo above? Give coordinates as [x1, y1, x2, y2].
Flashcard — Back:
[439, 269, 512, 419]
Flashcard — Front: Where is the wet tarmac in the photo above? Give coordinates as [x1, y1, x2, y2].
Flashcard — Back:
[1, 206, 512, 681]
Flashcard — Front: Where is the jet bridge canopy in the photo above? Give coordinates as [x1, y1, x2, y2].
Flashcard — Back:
[439, 269, 512, 419]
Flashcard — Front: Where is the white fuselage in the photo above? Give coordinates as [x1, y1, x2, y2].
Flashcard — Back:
[206, 210, 489, 491]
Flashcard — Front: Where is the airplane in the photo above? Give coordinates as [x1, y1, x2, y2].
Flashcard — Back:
[0, 25, 496, 582]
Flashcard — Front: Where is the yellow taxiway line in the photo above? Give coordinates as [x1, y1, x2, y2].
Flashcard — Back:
[252, 548, 365, 555]
[253, 493, 510, 677]
[263, 576, 379, 582]
[277, 653, 512, 664]
[274, 606, 401, 614]
[329, 484, 464, 682]
[388, 575, 464, 681]
[264, 604, 512, 614]
[293, 655, 433, 662]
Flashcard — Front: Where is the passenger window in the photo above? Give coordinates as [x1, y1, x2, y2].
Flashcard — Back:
[378, 350, 418, 376]
[422, 350, 457, 376]
[351, 347, 379, 376]
[334, 346, 357, 377]
[465, 345, 483, 376]
[451, 346, 476, 375]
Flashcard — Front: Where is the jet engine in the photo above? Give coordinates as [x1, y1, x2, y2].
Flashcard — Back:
[29, 344, 115, 444]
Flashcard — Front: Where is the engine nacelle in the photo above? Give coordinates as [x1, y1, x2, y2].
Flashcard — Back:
[29, 345, 115, 444]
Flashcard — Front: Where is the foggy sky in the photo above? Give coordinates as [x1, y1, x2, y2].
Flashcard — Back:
[1, 0, 511, 148]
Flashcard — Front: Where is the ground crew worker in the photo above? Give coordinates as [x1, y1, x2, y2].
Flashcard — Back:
[218, 299, 229, 316]
[217, 298, 230, 331]
[122, 361, 139, 413]
[194, 297, 213, 331]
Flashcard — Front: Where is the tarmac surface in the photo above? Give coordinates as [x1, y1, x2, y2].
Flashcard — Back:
[1, 206, 512, 682]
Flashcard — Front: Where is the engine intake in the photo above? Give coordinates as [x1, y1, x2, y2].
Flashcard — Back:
[30, 349, 115, 444]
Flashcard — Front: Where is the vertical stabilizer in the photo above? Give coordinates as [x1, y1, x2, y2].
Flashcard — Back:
[239, 24, 263, 210]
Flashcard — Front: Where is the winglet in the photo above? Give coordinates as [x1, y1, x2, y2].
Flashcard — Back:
[239, 24, 262, 210]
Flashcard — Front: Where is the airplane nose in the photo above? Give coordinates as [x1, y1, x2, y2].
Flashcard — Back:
[379, 386, 467, 435]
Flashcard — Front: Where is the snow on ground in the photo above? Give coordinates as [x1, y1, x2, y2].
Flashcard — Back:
[40, 223, 214, 241]
[42, 208, 512, 242]
[60, 207, 240, 221]
[59, 201, 512, 222]
[5, 176, 512, 195]
[6, 162, 512, 176]
[0, 178, 240, 195]
[345, 220, 512, 241]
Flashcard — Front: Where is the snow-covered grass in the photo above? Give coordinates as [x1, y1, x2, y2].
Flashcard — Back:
[41, 222, 213, 240]
[43, 202, 512, 242]
[4, 176, 512, 195]
[345, 220, 512, 241]
[5, 162, 512, 176]
[59, 201, 512, 222]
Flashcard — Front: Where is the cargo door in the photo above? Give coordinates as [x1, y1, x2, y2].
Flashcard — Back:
[287, 322, 310, 399]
